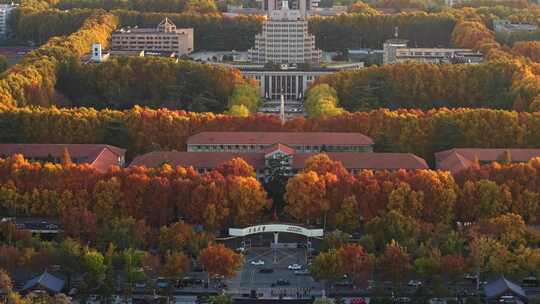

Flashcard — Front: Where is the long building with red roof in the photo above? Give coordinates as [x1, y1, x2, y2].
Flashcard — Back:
[132, 132, 427, 178]
[187, 132, 374, 153]
[435, 148, 540, 174]
[0, 144, 126, 173]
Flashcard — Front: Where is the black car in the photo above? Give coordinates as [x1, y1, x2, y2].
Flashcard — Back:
[259, 268, 274, 273]
[272, 279, 290, 287]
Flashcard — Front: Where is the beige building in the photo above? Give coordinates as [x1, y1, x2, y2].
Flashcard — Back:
[383, 38, 483, 65]
[248, 1, 321, 64]
[111, 18, 194, 56]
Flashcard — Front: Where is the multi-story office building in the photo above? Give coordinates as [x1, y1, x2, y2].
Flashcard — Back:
[0, 3, 17, 39]
[248, 1, 321, 64]
[383, 38, 483, 65]
[261, 0, 320, 14]
[236, 0, 361, 101]
[111, 18, 194, 56]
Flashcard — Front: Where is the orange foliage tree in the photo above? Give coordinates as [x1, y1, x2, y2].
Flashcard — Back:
[198, 243, 243, 279]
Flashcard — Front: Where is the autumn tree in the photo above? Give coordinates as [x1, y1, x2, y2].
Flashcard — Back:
[216, 158, 256, 178]
[379, 240, 412, 285]
[0, 268, 13, 295]
[474, 213, 527, 249]
[513, 41, 540, 63]
[226, 175, 271, 226]
[339, 244, 374, 287]
[199, 244, 243, 280]
[162, 251, 191, 281]
[285, 171, 330, 224]
[159, 222, 212, 257]
[440, 254, 467, 282]
[335, 196, 361, 233]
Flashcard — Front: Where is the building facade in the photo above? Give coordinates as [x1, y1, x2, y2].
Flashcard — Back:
[435, 148, 540, 174]
[237, 0, 361, 100]
[0, 3, 16, 39]
[248, 1, 321, 64]
[493, 19, 538, 35]
[131, 132, 429, 180]
[111, 18, 194, 56]
[383, 38, 483, 65]
[187, 132, 374, 153]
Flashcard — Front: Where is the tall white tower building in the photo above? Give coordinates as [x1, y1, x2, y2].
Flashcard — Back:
[248, 0, 321, 65]
[0, 3, 17, 39]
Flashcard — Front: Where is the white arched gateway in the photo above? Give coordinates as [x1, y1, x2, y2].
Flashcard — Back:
[229, 224, 323, 246]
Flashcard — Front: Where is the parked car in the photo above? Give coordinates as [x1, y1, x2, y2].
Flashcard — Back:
[251, 260, 265, 266]
[272, 279, 290, 287]
[335, 280, 353, 288]
[155, 277, 169, 289]
[294, 269, 310, 276]
[259, 268, 274, 274]
[408, 280, 422, 287]
[288, 264, 302, 270]
[500, 296, 517, 304]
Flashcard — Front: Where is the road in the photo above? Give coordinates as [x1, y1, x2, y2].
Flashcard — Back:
[226, 247, 323, 298]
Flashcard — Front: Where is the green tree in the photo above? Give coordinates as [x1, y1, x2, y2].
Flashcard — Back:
[310, 249, 344, 293]
[82, 249, 107, 289]
[228, 83, 261, 114]
[55, 239, 83, 290]
[0, 55, 8, 74]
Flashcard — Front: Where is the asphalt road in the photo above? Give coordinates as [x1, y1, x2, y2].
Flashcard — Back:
[227, 247, 323, 298]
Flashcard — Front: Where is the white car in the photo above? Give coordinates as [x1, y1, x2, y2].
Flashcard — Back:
[294, 269, 310, 275]
[251, 260, 265, 266]
[408, 280, 422, 287]
[288, 264, 302, 270]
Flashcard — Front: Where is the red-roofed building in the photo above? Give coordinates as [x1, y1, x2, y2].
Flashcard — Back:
[0, 144, 126, 173]
[130, 150, 428, 179]
[132, 132, 426, 179]
[435, 148, 540, 174]
[187, 132, 374, 153]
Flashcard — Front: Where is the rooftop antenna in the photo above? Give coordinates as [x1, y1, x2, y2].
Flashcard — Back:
[280, 93, 285, 125]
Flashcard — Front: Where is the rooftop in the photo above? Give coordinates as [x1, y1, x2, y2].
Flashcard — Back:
[22, 271, 65, 294]
[0, 144, 126, 173]
[130, 151, 428, 171]
[435, 148, 540, 173]
[484, 277, 527, 300]
[187, 132, 374, 146]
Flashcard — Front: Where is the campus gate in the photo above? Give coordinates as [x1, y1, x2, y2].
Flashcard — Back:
[229, 223, 323, 249]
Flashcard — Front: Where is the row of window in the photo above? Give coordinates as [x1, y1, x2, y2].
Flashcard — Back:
[188, 144, 370, 152]
[113, 36, 182, 40]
